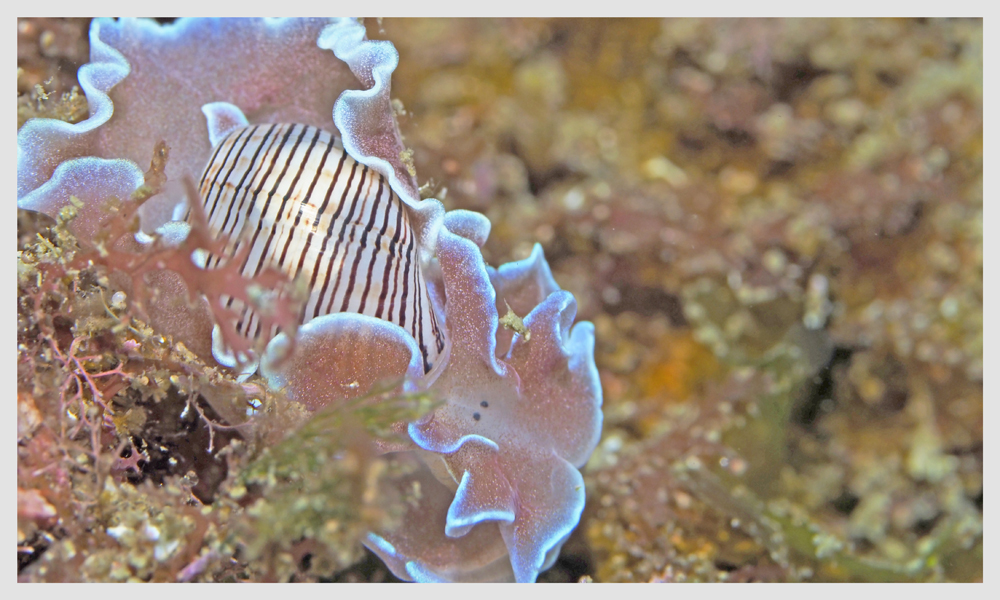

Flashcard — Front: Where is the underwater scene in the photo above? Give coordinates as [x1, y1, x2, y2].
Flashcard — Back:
[16, 18, 982, 582]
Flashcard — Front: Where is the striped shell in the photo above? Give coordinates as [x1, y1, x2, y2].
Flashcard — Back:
[195, 122, 445, 372]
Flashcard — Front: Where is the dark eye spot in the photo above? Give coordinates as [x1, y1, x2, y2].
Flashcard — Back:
[473, 412, 481, 421]
[480, 401, 488, 408]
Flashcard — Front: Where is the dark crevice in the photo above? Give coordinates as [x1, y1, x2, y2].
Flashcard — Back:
[327, 548, 403, 582]
[765, 159, 795, 178]
[677, 133, 707, 153]
[122, 386, 238, 504]
[541, 25, 569, 53]
[537, 526, 595, 582]
[831, 489, 861, 516]
[17, 531, 50, 574]
[791, 345, 854, 428]
[709, 124, 756, 148]
[876, 70, 901, 88]
[714, 559, 740, 573]
[496, 135, 577, 196]
[913, 512, 943, 537]
[601, 283, 687, 327]
[527, 163, 575, 196]
[771, 60, 830, 103]
[670, 47, 703, 71]
[945, 441, 982, 457]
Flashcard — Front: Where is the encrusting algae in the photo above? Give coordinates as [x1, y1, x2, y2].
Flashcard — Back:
[17, 17, 981, 582]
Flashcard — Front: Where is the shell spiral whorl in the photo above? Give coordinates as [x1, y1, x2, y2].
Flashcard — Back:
[195, 122, 445, 373]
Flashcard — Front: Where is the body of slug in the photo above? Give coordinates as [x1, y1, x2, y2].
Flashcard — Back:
[195, 123, 445, 372]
